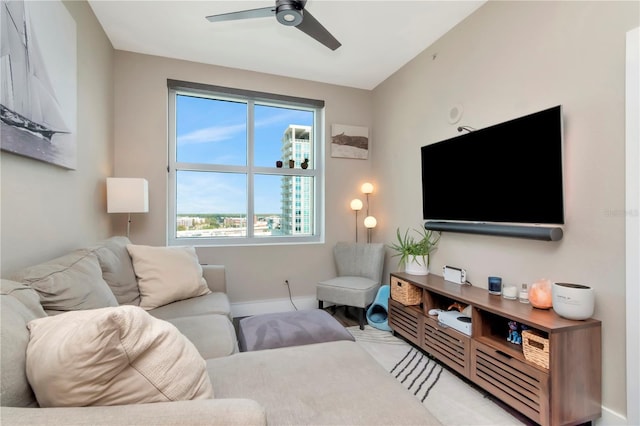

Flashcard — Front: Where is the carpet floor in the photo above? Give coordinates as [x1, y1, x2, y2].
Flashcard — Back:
[347, 325, 532, 426]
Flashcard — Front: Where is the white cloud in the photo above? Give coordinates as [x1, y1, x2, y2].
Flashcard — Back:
[178, 122, 246, 145]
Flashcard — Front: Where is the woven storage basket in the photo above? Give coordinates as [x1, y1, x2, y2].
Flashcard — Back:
[522, 330, 550, 369]
[390, 276, 421, 306]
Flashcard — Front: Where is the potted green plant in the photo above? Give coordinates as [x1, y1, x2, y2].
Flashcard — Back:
[389, 227, 440, 275]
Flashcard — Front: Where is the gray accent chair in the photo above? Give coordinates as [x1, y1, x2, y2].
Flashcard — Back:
[316, 242, 386, 329]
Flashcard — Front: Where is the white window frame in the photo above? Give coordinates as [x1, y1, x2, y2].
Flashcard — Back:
[167, 79, 325, 247]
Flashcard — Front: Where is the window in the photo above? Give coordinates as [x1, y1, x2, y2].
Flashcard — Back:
[167, 80, 324, 246]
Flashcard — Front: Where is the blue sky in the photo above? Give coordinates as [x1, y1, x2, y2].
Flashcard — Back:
[175, 95, 312, 214]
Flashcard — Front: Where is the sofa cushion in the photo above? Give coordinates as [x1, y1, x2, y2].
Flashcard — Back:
[126, 244, 211, 310]
[11, 249, 118, 314]
[166, 314, 238, 359]
[92, 236, 140, 305]
[0, 280, 47, 408]
[207, 340, 440, 425]
[25, 305, 214, 407]
[149, 291, 232, 321]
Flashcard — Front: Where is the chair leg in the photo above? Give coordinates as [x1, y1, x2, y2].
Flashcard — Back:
[358, 308, 365, 330]
[318, 300, 323, 309]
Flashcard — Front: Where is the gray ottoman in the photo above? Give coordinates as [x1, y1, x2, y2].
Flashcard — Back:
[238, 309, 355, 351]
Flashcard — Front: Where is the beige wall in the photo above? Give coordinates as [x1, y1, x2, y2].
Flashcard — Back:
[372, 0, 639, 418]
[113, 52, 373, 303]
[0, 1, 114, 277]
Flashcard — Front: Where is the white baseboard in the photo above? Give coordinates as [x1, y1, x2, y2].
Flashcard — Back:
[597, 406, 626, 425]
[231, 296, 318, 318]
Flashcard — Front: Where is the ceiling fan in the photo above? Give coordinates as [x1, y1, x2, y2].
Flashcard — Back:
[205, 0, 341, 51]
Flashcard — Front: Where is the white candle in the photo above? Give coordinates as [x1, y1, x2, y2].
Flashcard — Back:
[502, 285, 518, 299]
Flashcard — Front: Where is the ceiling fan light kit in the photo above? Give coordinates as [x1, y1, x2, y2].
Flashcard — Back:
[276, 2, 303, 26]
[206, 0, 341, 51]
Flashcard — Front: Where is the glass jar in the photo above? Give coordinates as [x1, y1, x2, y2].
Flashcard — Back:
[519, 283, 529, 304]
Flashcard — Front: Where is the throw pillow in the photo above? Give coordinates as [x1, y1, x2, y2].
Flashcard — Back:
[25, 305, 214, 407]
[126, 244, 211, 310]
[11, 249, 118, 314]
[92, 236, 141, 305]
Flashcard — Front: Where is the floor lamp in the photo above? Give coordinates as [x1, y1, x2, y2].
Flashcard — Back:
[350, 199, 363, 242]
[107, 178, 149, 238]
[361, 182, 377, 243]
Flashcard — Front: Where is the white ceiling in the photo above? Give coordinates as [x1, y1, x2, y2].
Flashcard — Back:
[88, 1, 486, 90]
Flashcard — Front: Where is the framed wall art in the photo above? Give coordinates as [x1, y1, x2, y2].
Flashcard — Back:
[1, 0, 77, 169]
[331, 124, 369, 160]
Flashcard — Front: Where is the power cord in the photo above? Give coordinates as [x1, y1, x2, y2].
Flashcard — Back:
[284, 280, 298, 311]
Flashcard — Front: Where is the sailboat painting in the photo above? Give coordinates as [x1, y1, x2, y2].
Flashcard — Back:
[1, 0, 77, 169]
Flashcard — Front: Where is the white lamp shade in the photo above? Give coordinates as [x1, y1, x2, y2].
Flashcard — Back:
[350, 199, 363, 211]
[107, 178, 149, 213]
[364, 216, 377, 229]
[361, 182, 374, 194]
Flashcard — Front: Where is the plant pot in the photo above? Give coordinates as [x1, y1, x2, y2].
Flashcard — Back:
[405, 257, 429, 276]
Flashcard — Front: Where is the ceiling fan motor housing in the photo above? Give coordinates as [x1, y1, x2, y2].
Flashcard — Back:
[276, 0, 304, 26]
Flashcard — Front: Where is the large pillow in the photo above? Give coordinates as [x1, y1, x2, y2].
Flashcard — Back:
[1, 280, 47, 408]
[11, 249, 118, 314]
[25, 305, 214, 407]
[91, 236, 141, 306]
[126, 244, 211, 310]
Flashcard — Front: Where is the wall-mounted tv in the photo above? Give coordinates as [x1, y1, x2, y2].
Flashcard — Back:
[421, 105, 564, 240]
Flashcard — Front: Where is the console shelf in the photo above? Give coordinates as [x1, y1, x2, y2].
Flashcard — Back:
[388, 272, 601, 426]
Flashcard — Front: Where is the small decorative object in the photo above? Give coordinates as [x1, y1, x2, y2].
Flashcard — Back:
[301, 158, 309, 169]
[389, 227, 440, 276]
[552, 282, 595, 320]
[276, 160, 283, 168]
[529, 279, 553, 309]
[488, 276, 502, 295]
[519, 283, 529, 304]
[507, 321, 522, 344]
[502, 284, 517, 300]
[288, 159, 295, 168]
[447, 302, 466, 312]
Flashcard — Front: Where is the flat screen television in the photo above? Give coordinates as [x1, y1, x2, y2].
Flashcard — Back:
[421, 105, 564, 227]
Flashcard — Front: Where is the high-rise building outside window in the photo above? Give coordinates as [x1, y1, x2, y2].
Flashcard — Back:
[167, 80, 324, 246]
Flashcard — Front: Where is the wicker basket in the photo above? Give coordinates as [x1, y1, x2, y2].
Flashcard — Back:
[390, 276, 422, 306]
[522, 330, 550, 369]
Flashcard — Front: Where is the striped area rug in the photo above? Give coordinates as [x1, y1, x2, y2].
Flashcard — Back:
[347, 325, 526, 425]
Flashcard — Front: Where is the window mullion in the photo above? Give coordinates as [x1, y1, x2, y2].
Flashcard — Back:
[247, 100, 255, 238]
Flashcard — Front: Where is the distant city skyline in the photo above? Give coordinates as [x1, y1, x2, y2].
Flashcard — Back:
[175, 94, 313, 214]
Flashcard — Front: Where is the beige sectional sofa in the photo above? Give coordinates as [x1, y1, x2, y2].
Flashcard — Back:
[1, 237, 440, 425]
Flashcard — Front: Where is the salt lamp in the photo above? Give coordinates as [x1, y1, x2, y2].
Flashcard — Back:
[529, 279, 553, 309]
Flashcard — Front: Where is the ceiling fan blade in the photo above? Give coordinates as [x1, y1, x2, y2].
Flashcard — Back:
[206, 6, 275, 23]
[295, 9, 341, 51]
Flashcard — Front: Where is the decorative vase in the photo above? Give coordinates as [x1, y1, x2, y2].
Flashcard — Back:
[301, 158, 309, 169]
[276, 160, 283, 168]
[405, 257, 429, 276]
[288, 159, 295, 168]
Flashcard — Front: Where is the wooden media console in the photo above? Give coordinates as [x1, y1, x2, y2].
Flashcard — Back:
[388, 272, 602, 426]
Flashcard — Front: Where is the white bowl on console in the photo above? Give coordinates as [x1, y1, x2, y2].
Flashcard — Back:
[552, 282, 594, 320]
